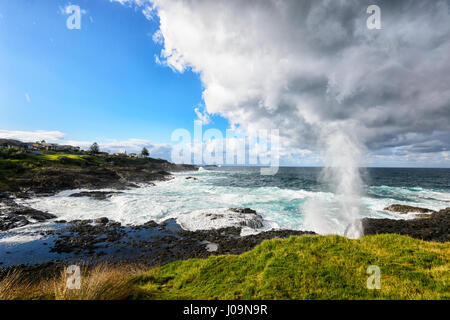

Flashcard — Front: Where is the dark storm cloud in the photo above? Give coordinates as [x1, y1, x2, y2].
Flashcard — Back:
[127, 0, 450, 156]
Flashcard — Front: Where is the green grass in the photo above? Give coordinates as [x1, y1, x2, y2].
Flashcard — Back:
[35, 154, 87, 161]
[0, 149, 170, 190]
[1, 234, 448, 300]
[133, 234, 450, 300]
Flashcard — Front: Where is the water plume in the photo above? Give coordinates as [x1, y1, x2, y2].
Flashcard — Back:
[304, 130, 365, 238]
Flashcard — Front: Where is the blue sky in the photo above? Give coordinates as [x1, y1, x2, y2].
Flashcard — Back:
[0, 0, 228, 144]
[0, 0, 449, 168]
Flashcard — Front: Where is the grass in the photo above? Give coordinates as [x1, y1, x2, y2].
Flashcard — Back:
[0, 264, 144, 300]
[135, 234, 450, 300]
[35, 154, 87, 161]
[1, 234, 449, 300]
[0, 149, 170, 190]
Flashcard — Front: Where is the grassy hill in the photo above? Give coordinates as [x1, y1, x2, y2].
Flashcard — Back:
[134, 234, 449, 300]
[2, 234, 448, 300]
[0, 149, 172, 192]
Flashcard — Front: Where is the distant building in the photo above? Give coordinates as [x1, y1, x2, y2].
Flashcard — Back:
[23, 143, 34, 150]
[0, 139, 80, 153]
[55, 145, 80, 152]
[42, 143, 57, 151]
[0, 139, 26, 149]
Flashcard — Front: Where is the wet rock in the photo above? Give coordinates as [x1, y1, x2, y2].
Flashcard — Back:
[178, 209, 264, 230]
[0, 214, 29, 231]
[70, 191, 123, 200]
[384, 204, 436, 214]
[185, 177, 199, 181]
[95, 217, 109, 224]
[363, 207, 450, 242]
[142, 220, 159, 228]
[229, 208, 257, 214]
[228, 208, 262, 228]
[25, 215, 315, 269]
[0, 198, 56, 231]
[9, 207, 56, 221]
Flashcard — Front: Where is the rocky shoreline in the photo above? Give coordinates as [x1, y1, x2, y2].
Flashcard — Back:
[0, 158, 196, 231]
[363, 206, 450, 242]
[1, 196, 448, 273]
[3, 161, 195, 195]
[1, 164, 449, 274]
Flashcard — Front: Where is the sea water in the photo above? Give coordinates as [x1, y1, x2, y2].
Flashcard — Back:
[16, 167, 450, 231]
[1, 167, 449, 259]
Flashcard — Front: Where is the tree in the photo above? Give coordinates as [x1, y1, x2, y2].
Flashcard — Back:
[89, 142, 100, 154]
[141, 147, 149, 157]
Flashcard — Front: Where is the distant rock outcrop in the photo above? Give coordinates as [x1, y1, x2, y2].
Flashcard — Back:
[69, 191, 123, 200]
[363, 207, 450, 242]
[384, 204, 436, 214]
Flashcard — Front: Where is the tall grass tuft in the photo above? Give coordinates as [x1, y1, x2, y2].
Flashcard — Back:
[0, 263, 145, 300]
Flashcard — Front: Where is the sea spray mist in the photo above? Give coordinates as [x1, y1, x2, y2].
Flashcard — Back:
[304, 130, 365, 238]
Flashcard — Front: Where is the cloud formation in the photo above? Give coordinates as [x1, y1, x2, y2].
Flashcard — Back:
[143, 0, 450, 156]
[0, 130, 65, 142]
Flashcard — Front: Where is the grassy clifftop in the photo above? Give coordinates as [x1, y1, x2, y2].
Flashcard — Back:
[1, 234, 448, 300]
[0, 149, 178, 192]
[135, 234, 449, 300]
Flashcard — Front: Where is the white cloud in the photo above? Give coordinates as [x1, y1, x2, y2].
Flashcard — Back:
[0, 130, 65, 142]
[194, 105, 210, 124]
[142, 0, 450, 157]
[152, 29, 163, 44]
[25, 93, 30, 103]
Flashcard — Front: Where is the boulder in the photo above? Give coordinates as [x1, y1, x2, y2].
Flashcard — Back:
[177, 208, 264, 231]
[94, 217, 109, 224]
[228, 208, 257, 214]
[0, 213, 29, 231]
[384, 204, 436, 214]
[69, 191, 123, 200]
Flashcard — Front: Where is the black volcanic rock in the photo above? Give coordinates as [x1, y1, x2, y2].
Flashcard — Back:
[70, 191, 123, 200]
[0, 213, 29, 231]
[229, 208, 257, 214]
[0, 196, 56, 231]
[363, 207, 450, 242]
[384, 204, 436, 214]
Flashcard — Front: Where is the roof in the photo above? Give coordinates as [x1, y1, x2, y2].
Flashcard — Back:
[0, 139, 26, 146]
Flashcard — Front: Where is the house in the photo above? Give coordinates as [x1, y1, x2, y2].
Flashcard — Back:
[41, 143, 58, 151]
[55, 145, 79, 152]
[128, 153, 138, 158]
[0, 139, 26, 149]
[32, 142, 43, 150]
[0, 139, 80, 153]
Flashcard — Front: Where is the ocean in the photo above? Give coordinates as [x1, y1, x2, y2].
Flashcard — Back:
[1, 166, 449, 267]
[15, 166, 450, 233]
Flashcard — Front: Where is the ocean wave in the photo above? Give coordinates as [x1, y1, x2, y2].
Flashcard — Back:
[14, 169, 449, 237]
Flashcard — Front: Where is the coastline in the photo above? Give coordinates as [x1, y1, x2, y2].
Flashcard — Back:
[1, 155, 449, 273]
[0, 160, 449, 300]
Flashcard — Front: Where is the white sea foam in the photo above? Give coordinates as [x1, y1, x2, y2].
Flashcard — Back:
[8, 170, 449, 239]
